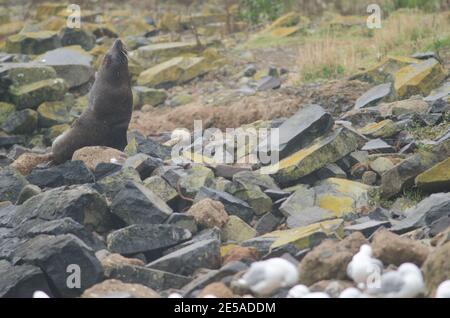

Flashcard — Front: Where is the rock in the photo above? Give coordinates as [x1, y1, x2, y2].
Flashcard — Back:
[0, 102, 15, 126]
[146, 239, 221, 276]
[316, 163, 347, 180]
[110, 181, 173, 226]
[261, 127, 366, 186]
[81, 279, 160, 298]
[0, 260, 52, 298]
[133, 134, 171, 160]
[26, 160, 94, 188]
[298, 232, 367, 286]
[59, 28, 96, 51]
[7, 78, 67, 110]
[362, 171, 377, 185]
[225, 181, 272, 216]
[243, 65, 257, 77]
[179, 166, 215, 199]
[1, 109, 38, 134]
[35, 46, 94, 88]
[124, 154, 163, 180]
[106, 224, 191, 255]
[137, 56, 211, 89]
[351, 56, 420, 84]
[371, 230, 429, 267]
[194, 187, 254, 223]
[415, 157, 450, 192]
[261, 219, 344, 252]
[99, 253, 189, 291]
[143, 176, 178, 204]
[259, 104, 333, 160]
[165, 213, 198, 235]
[0, 166, 28, 202]
[35, 3, 66, 20]
[16, 184, 41, 205]
[137, 42, 199, 63]
[197, 282, 235, 298]
[25, 217, 104, 251]
[133, 86, 167, 109]
[344, 220, 391, 237]
[422, 242, 450, 296]
[222, 246, 259, 265]
[94, 167, 141, 199]
[256, 76, 281, 91]
[232, 170, 279, 191]
[5, 31, 61, 54]
[394, 58, 447, 99]
[10, 185, 111, 233]
[287, 207, 336, 229]
[93, 163, 122, 180]
[391, 193, 450, 234]
[381, 141, 450, 198]
[11, 152, 51, 176]
[36, 101, 71, 128]
[72, 146, 128, 171]
[12, 234, 102, 297]
[187, 199, 229, 229]
[255, 212, 282, 235]
[369, 157, 395, 175]
[361, 138, 395, 153]
[222, 216, 257, 243]
[355, 83, 392, 109]
[379, 98, 430, 117]
[168, 94, 193, 107]
[358, 120, 398, 139]
[425, 81, 450, 102]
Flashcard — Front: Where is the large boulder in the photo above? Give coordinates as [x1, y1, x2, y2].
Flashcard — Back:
[0, 166, 29, 202]
[11, 234, 103, 297]
[415, 157, 450, 192]
[5, 31, 61, 54]
[261, 127, 366, 186]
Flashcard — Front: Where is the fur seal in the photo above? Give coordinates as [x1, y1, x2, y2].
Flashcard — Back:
[52, 39, 133, 164]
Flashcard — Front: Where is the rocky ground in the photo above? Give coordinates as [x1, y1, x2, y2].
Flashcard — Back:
[1, 1, 450, 298]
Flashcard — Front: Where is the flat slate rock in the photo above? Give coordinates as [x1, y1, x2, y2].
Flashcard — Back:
[106, 224, 192, 254]
[110, 181, 173, 226]
[355, 83, 392, 109]
[194, 187, 254, 223]
[146, 239, 221, 276]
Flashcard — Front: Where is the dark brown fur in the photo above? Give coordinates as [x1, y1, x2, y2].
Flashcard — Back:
[52, 39, 133, 164]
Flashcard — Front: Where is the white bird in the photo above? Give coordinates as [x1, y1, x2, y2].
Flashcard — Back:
[339, 287, 364, 298]
[33, 291, 50, 298]
[347, 244, 383, 289]
[168, 293, 183, 298]
[436, 280, 450, 298]
[287, 285, 330, 298]
[238, 258, 299, 296]
[368, 263, 425, 298]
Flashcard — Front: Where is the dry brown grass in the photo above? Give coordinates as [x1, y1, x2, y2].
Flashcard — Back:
[297, 10, 450, 82]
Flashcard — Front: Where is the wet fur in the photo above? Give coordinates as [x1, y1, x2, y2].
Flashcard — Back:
[52, 40, 133, 164]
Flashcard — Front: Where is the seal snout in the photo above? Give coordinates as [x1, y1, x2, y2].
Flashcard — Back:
[112, 39, 123, 51]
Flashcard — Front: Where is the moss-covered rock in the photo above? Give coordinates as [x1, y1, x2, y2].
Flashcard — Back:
[222, 215, 257, 243]
[137, 56, 212, 88]
[260, 127, 366, 186]
[415, 157, 450, 192]
[394, 58, 447, 99]
[132, 86, 168, 109]
[1, 109, 38, 134]
[358, 119, 399, 139]
[0, 102, 15, 126]
[59, 28, 96, 51]
[178, 166, 215, 199]
[8, 78, 67, 110]
[5, 31, 61, 54]
[35, 3, 66, 21]
[36, 101, 71, 128]
[262, 219, 344, 251]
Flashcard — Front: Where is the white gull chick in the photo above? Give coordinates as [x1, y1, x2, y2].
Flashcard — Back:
[368, 263, 425, 298]
[339, 287, 364, 298]
[287, 285, 330, 298]
[33, 291, 50, 298]
[347, 244, 383, 289]
[238, 258, 299, 296]
[436, 280, 450, 298]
